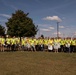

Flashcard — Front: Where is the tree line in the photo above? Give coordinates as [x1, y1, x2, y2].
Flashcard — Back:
[0, 10, 38, 39]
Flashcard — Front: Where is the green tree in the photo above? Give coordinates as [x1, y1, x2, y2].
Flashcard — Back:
[0, 25, 5, 36]
[6, 10, 38, 38]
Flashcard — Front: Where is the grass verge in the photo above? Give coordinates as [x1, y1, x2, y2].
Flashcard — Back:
[0, 51, 76, 75]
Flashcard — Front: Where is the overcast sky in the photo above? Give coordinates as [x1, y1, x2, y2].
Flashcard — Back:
[0, 0, 76, 37]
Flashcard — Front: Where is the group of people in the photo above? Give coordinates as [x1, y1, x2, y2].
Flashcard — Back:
[0, 36, 76, 53]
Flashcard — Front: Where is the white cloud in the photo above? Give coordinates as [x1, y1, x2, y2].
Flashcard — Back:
[62, 17, 66, 20]
[74, 32, 76, 35]
[59, 25, 64, 28]
[0, 19, 7, 22]
[43, 16, 62, 22]
[40, 28, 51, 31]
[53, 32, 61, 35]
[49, 26, 55, 29]
[10, 5, 18, 10]
[0, 14, 11, 18]
[38, 24, 49, 26]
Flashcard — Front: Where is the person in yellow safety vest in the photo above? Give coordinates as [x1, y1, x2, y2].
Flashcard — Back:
[44, 39, 48, 45]
[36, 39, 38, 45]
[12, 37, 16, 45]
[53, 41, 59, 53]
[70, 40, 75, 52]
[42, 39, 48, 51]
[15, 37, 20, 44]
[21, 38, 25, 46]
[0, 36, 5, 52]
[74, 40, 76, 52]
[59, 39, 64, 52]
[0, 37, 2, 51]
[0, 40, 2, 51]
[31, 40, 36, 51]
[48, 43, 53, 52]
[75, 40, 76, 45]
[6, 37, 11, 45]
[10, 36, 17, 51]
[38, 38, 44, 51]
[26, 41, 31, 51]
[6, 37, 12, 51]
[21, 38, 25, 51]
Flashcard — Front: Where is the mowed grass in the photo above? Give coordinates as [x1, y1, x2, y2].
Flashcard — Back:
[0, 51, 76, 75]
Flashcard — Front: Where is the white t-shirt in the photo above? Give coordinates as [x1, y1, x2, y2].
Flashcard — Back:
[48, 45, 53, 50]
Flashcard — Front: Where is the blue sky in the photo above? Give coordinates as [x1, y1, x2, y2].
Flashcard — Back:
[0, 0, 76, 38]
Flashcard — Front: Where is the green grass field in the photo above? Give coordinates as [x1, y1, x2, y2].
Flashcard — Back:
[0, 51, 76, 75]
